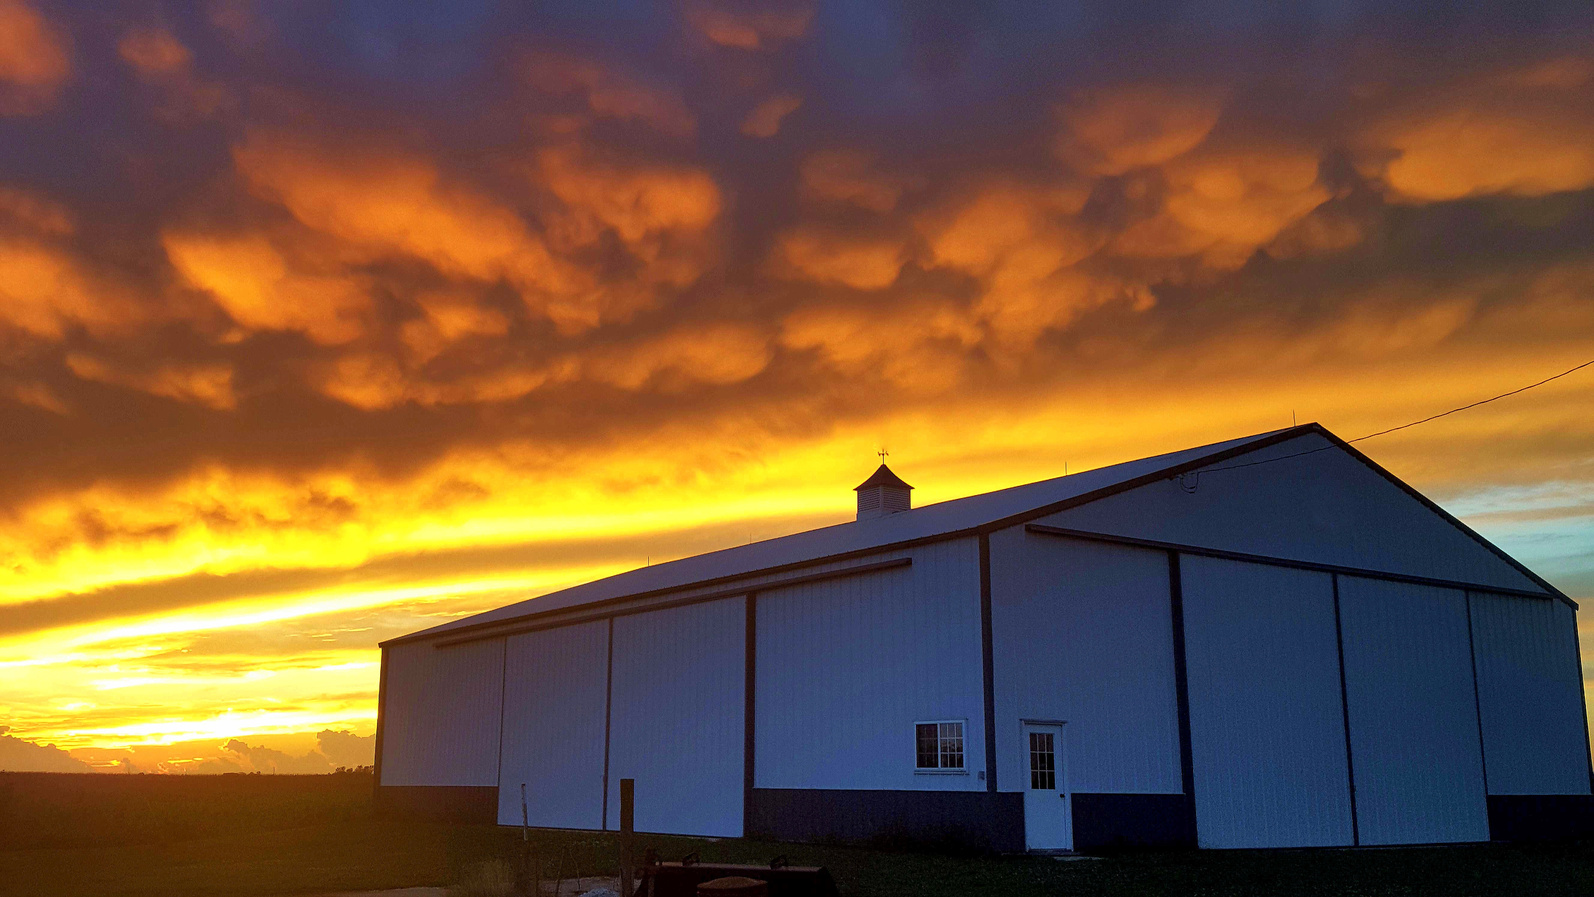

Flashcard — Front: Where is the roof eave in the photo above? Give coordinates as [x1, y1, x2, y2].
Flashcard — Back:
[379, 427, 1309, 648]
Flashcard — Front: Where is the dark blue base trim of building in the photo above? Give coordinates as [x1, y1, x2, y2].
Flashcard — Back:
[1486, 794, 1594, 842]
[1071, 793, 1195, 852]
[375, 784, 497, 824]
[746, 789, 1024, 853]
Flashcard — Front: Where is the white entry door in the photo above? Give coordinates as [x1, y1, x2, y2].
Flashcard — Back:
[1022, 723, 1072, 851]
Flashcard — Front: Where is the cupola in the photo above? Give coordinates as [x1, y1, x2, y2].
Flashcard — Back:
[854, 463, 912, 520]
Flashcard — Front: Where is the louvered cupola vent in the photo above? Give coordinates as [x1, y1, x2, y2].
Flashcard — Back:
[854, 464, 913, 521]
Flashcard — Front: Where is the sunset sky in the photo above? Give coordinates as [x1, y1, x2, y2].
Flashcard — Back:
[1, 1, 1591, 774]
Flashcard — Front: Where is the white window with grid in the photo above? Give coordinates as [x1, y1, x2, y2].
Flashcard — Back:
[914, 720, 966, 772]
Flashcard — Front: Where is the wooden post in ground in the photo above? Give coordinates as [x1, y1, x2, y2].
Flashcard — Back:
[519, 783, 531, 897]
[620, 778, 635, 897]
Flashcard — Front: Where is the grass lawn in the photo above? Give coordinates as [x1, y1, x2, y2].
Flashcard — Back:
[2, 772, 1590, 897]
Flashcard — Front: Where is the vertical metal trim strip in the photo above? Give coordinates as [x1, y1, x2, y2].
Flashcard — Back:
[1331, 573, 1360, 845]
[1167, 551, 1197, 837]
[1571, 602, 1594, 793]
[495, 637, 508, 801]
[744, 592, 758, 831]
[1463, 591, 1492, 798]
[373, 645, 389, 798]
[601, 617, 614, 830]
[979, 534, 998, 793]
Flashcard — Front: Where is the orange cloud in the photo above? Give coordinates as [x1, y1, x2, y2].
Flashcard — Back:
[233, 131, 602, 332]
[1379, 109, 1594, 201]
[800, 150, 915, 213]
[2, 379, 69, 414]
[687, 2, 813, 50]
[65, 353, 236, 411]
[162, 229, 371, 345]
[116, 24, 229, 120]
[1056, 85, 1225, 176]
[780, 298, 980, 392]
[1265, 203, 1368, 260]
[1316, 297, 1478, 357]
[318, 319, 769, 410]
[235, 131, 717, 341]
[584, 323, 772, 391]
[1496, 56, 1593, 91]
[0, 0, 69, 115]
[1113, 143, 1328, 268]
[313, 353, 415, 411]
[536, 145, 721, 249]
[770, 226, 905, 290]
[118, 26, 191, 76]
[521, 52, 695, 137]
[0, 185, 73, 235]
[919, 182, 1112, 345]
[0, 237, 138, 339]
[534, 144, 722, 324]
[921, 182, 1092, 275]
[399, 289, 511, 364]
[1365, 58, 1594, 202]
[741, 93, 803, 138]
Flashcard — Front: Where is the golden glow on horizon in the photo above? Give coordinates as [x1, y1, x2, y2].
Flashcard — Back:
[3, 349, 1590, 764]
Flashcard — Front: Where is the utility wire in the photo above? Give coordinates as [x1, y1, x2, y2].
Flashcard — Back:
[1350, 357, 1594, 443]
[1180, 356, 1594, 483]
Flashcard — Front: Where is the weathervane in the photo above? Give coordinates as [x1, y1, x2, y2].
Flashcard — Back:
[877, 449, 889, 464]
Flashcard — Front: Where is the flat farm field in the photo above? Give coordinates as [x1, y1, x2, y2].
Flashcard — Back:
[2, 772, 1591, 897]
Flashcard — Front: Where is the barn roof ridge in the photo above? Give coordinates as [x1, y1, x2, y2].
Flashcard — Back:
[385, 425, 1332, 646]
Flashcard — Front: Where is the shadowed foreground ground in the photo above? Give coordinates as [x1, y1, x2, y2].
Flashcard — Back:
[1, 772, 1590, 897]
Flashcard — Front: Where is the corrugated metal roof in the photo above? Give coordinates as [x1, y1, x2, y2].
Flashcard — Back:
[393, 427, 1291, 644]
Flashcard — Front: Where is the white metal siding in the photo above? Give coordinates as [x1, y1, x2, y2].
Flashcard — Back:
[755, 539, 984, 791]
[1181, 556, 1355, 848]
[987, 529, 1182, 795]
[1470, 592, 1591, 795]
[1337, 577, 1488, 844]
[497, 621, 610, 829]
[1039, 433, 1542, 594]
[380, 639, 504, 786]
[607, 598, 745, 836]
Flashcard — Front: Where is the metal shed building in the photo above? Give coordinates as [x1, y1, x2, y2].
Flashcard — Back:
[374, 424, 1593, 852]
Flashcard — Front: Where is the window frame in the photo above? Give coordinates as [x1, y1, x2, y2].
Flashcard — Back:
[913, 719, 969, 774]
[1028, 729, 1057, 790]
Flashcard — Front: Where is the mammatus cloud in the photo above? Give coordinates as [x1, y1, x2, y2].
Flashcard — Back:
[1056, 85, 1226, 177]
[1371, 58, 1594, 201]
[0, 2, 1590, 771]
[799, 150, 916, 213]
[0, 0, 69, 115]
[686, 1, 813, 51]
[741, 93, 802, 138]
[520, 51, 697, 138]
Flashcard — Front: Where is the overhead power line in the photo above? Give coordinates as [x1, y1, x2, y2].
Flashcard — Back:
[1349, 357, 1594, 443]
[1181, 356, 1594, 483]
